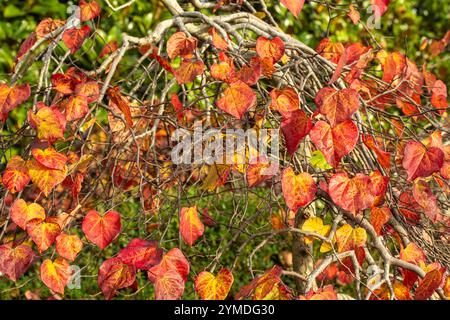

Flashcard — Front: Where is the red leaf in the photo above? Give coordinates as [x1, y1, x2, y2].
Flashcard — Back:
[281, 110, 312, 156]
[315, 87, 360, 126]
[117, 238, 163, 270]
[415, 269, 443, 300]
[0, 244, 35, 281]
[370, 206, 391, 235]
[329, 173, 375, 214]
[62, 25, 91, 54]
[309, 120, 359, 167]
[0, 83, 30, 118]
[216, 80, 256, 119]
[402, 141, 444, 181]
[82, 210, 121, 250]
[154, 269, 185, 300]
[99, 41, 118, 59]
[170, 93, 184, 122]
[15, 32, 37, 63]
[107, 86, 134, 127]
[32, 147, 67, 170]
[412, 179, 441, 222]
[98, 257, 136, 300]
[2, 155, 30, 194]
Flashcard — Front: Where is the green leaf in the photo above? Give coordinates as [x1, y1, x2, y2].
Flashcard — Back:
[310, 150, 333, 170]
[3, 5, 24, 18]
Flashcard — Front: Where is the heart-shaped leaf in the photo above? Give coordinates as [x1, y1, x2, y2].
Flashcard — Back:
[82, 210, 121, 250]
[281, 167, 317, 212]
[195, 268, 234, 300]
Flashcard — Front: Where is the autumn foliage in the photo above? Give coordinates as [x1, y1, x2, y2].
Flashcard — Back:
[0, 0, 449, 301]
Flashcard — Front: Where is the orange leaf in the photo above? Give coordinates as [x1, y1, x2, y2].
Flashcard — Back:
[315, 87, 360, 126]
[347, 5, 360, 24]
[328, 172, 375, 214]
[51, 73, 77, 95]
[415, 269, 443, 300]
[35, 18, 65, 39]
[28, 104, 66, 143]
[148, 248, 190, 283]
[402, 141, 444, 181]
[179, 206, 204, 246]
[210, 58, 235, 83]
[74, 80, 100, 104]
[316, 38, 344, 64]
[299, 285, 338, 300]
[256, 36, 285, 63]
[281, 109, 312, 156]
[62, 25, 91, 54]
[280, 0, 305, 18]
[61, 95, 89, 121]
[0, 83, 30, 118]
[154, 269, 185, 300]
[26, 219, 61, 253]
[98, 257, 136, 300]
[400, 242, 426, 265]
[246, 156, 277, 188]
[2, 155, 30, 193]
[32, 147, 67, 170]
[55, 233, 83, 262]
[80, 0, 101, 22]
[81, 210, 121, 250]
[40, 258, 71, 295]
[281, 167, 317, 212]
[195, 268, 234, 300]
[236, 56, 261, 85]
[166, 32, 198, 60]
[209, 28, 228, 51]
[370, 206, 391, 235]
[15, 32, 37, 63]
[363, 134, 391, 170]
[174, 60, 205, 84]
[310, 120, 359, 167]
[117, 238, 163, 270]
[107, 86, 134, 127]
[0, 243, 35, 281]
[335, 224, 367, 252]
[10, 199, 45, 230]
[216, 80, 256, 119]
[269, 87, 299, 117]
[28, 159, 68, 197]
